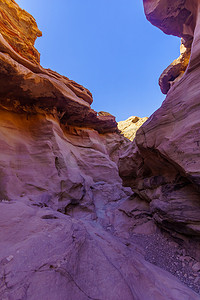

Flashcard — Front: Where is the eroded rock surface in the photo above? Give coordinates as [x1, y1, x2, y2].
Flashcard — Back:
[144, 0, 198, 94]
[118, 116, 148, 141]
[0, 0, 42, 64]
[2, 201, 200, 300]
[159, 38, 192, 94]
[143, 0, 197, 39]
[0, 0, 117, 134]
[120, 0, 200, 236]
[0, 0, 200, 299]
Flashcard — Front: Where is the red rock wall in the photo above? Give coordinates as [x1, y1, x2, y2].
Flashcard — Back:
[0, 1, 200, 299]
[119, 0, 200, 236]
[0, 0, 42, 64]
[0, 0, 119, 133]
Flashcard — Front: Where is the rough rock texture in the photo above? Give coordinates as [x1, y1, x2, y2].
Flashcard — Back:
[144, 0, 198, 94]
[1, 109, 199, 298]
[143, 0, 197, 39]
[0, 0, 117, 133]
[0, 0, 42, 64]
[120, 0, 200, 236]
[2, 200, 200, 300]
[0, 0, 200, 299]
[159, 38, 192, 94]
[0, 109, 130, 216]
[118, 116, 148, 141]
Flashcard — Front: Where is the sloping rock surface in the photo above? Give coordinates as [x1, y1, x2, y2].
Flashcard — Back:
[1, 200, 200, 300]
[0, 0, 200, 299]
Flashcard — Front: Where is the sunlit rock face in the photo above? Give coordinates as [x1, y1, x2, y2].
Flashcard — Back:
[159, 38, 191, 94]
[120, 0, 200, 236]
[0, 1, 200, 299]
[0, 0, 117, 133]
[0, 0, 42, 64]
[118, 116, 148, 141]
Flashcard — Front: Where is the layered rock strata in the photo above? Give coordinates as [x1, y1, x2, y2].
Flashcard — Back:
[0, 0, 42, 64]
[0, 0, 117, 133]
[0, 0, 200, 299]
[120, 0, 200, 236]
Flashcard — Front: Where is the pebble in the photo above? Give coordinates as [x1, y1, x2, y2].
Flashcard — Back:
[184, 256, 192, 262]
[132, 233, 200, 294]
[192, 262, 200, 272]
[194, 277, 199, 284]
[189, 261, 193, 267]
[189, 276, 194, 280]
[6, 255, 14, 262]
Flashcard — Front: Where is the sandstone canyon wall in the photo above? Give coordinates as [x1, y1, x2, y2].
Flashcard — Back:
[0, 1, 200, 299]
[120, 0, 200, 237]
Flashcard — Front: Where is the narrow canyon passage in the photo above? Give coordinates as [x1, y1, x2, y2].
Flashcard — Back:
[0, 0, 200, 299]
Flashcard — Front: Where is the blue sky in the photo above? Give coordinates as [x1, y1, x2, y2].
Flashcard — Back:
[16, 0, 180, 121]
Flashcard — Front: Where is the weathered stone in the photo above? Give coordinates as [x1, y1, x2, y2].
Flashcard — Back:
[143, 0, 197, 40]
[119, 0, 200, 236]
[1, 201, 199, 300]
[118, 116, 148, 141]
[159, 38, 192, 94]
[192, 262, 200, 272]
[0, 0, 117, 134]
[0, 0, 42, 64]
[0, 0, 200, 299]
[144, 0, 198, 94]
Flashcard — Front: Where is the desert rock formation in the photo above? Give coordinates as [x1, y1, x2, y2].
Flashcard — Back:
[118, 116, 148, 141]
[159, 38, 192, 94]
[120, 0, 200, 236]
[144, 0, 197, 94]
[0, 0, 42, 64]
[0, 0, 117, 133]
[0, 0, 200, 299]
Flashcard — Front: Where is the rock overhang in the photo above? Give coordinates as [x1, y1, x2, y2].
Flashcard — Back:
[143, 0, 199, 94]
[0, 0, 118, 133]
[143, 0, 197, 40]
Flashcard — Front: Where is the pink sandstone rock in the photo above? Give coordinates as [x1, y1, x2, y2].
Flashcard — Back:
[0, 0, 117, 134]
[0, 0, 200, 299]
[119, 0, 200, 236]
